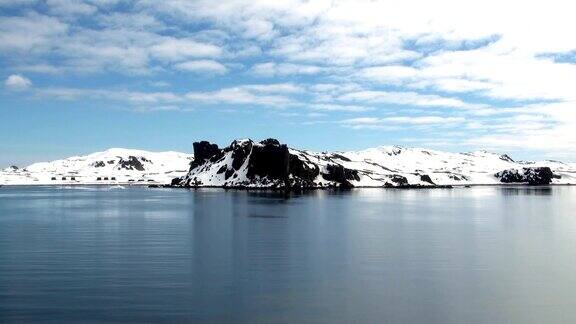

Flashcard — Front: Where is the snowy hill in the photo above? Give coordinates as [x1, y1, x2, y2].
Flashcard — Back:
[0, 148, 193, 185]
[173, 139, 576, 188]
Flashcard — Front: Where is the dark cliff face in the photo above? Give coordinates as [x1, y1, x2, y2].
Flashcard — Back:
[246, 139, 290, 181]
[495, 167, 558, 185]
[191, 141, 221, 170]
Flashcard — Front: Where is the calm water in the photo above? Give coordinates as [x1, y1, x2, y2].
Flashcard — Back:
[1, 186, 576, 323]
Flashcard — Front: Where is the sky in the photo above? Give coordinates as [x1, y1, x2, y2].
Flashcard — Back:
[1, 0, 576, 167]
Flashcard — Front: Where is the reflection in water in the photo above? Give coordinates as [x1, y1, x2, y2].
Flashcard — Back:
[500, 186, 553, 196]
[1, 186, 576, 323]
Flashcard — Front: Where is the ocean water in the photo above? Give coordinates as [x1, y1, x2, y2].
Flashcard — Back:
[1, 185, 576, 323]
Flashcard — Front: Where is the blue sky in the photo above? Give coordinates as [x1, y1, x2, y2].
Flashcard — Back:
[2, 0, 576, 167]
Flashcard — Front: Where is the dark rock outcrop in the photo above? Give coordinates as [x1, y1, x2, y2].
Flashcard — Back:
[191, 141, 221, 169]
[184, 138, 363, 189]
[229, 140, 252, 171]
[420, 174, 435, 185]
[92, 161, 105, 168]
[246, 140, 290, 181]
[289, 154, 319, 183]
[495, 167, 558, 185]
[117, 156, 145, 171]
[499, 154, 514, 162]
[322, 164, 360, 188]
[170, 177, 184, 186]
[390, 175, 409, 186]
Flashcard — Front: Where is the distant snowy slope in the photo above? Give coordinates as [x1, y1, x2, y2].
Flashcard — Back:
[1, 148, 193, 185]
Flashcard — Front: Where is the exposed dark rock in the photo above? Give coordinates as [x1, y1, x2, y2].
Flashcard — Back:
[496, 169, 524, 183]
[524, 167, 558, 185]
[191, 141, 221, 169]
[289, 154, 319, 183]
[9, 165, 18, 170]
[260, 138, 280, 146]
[92, 161, 105, 168]
[495, 167, 558, 185]
[246, 139, 290, 181]
[107, 160, 115, 164]
[446, 173, 470, 181]
[230, 140, 252, 170]
[499, 154, 514, 162]
[225, 169, 234, 180]
[322, 164, 360, 188]
[117, 156, 145, 171]
[388, 147, 402, 156]
[420, 174, 435, 185]
[330, 153, 351, 162]
[390, 175, 409, 186]
[170, 177, 184, 186]
[217, 165, 227, 174]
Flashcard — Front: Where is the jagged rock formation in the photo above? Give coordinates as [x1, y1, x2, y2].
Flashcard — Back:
[179, 139, 364, 188]
[178, 138, 443, 189]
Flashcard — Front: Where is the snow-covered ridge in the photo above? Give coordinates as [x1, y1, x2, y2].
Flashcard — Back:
[1, 148, 193, 185]
[173, 139, 576, 188]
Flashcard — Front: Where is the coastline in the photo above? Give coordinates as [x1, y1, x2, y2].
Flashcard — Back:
[2, 183, 574, 189]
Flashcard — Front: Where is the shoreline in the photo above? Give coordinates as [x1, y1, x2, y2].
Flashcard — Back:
[2, 183, 574, 189]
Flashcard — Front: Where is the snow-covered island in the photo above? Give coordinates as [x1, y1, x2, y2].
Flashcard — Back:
[173, 138, 575, 188]
[2, 139, 575, 188]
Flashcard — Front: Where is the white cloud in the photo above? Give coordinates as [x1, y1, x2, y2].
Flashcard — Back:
[0, 13, 68, 53]
[175, 60, 228, 74]
[241, 83, 303, 94]
[34, 83, 301, 108]
[4, 0, 576, 158]
[46, 0, 97, 16]
[184, 83, 302, 106]
[340, 115, 465, 130]
[338, 90, 476, 108]
[150, 38, 222, 62]
[186, 87, 294, 107]
[0, 0, 36, 7]
[5, 74, 32, 91]
[251, 62, 322, 77]
[309, 103, 373, 112]
[36, 87, 182, 103]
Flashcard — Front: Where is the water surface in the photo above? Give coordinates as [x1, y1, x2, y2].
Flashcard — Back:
[1, 186, 576, 323]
